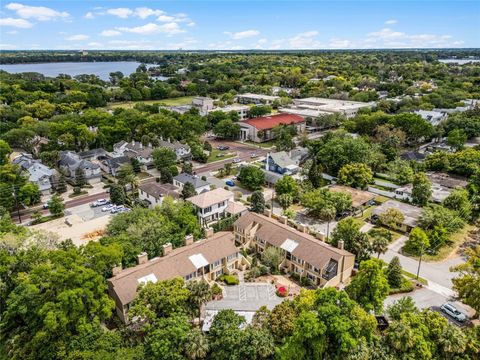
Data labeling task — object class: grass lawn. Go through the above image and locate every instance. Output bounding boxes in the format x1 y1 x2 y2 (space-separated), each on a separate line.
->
374 195 390 203
423 224 475 262
373 177 399 186
244 140 276 149
138 172 153 180
68 190 88 198
106 96 195 109
207 149 236 163
401 269 428 285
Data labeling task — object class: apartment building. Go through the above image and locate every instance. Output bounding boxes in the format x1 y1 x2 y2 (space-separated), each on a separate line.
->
235 93 280 105
108 231 248 323
233 212 355 288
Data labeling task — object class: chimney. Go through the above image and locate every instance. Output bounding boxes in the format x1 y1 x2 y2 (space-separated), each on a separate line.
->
263 209 272 217
132 139 135 146
112 264 122 276
185 234 194 246
140 143 143 149
265 152 270 171
205 228 214 238
337 240 344 250
163 243 173 256
298 223 308 234
279 215 288 225
315 232 325 242
137 252 148 265
148 142 152 148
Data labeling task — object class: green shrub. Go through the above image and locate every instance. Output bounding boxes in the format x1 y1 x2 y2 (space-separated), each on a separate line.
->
211 283 223 297
388 277 414 295
218 274 239 285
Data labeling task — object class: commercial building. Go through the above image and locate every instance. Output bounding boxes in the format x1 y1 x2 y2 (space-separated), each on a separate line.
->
234 212 355 288
235 93 280 105
209 104 250 120
282 97 374 118
239 113 306 142
108 231 248 323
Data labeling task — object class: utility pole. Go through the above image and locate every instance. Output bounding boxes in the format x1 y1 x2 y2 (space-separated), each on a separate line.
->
12 186 21 224
416 246 423 280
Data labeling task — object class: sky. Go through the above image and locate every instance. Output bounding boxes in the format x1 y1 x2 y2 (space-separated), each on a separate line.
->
0 1 479 50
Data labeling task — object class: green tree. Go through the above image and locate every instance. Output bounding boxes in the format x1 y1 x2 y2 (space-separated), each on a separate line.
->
387 256 403 288
208 309 245 360
182 182 197 199
301 188 352 219
186 281 211 319
346 258 390 313
443 188 472 221
160 167 173 184
0 140 12 165
412 172 432 206
447 129 468 151
451 246 480 315
308 159 324 188
330 217 370 260
213 119 240 140
109 183 126 205
386 159 414 185
250 190 266 213
273 125 296 151
275 175 299 199
378 207 405 230
277 193 293 210
130 157 141 173
184 328 209 360
75 167 86 188
369 228 392 258
182 162 193 175
386 296 418 321
239 165 265 190
338 163 373 190
153 147 177 170
56 175 67 194
419 204 465 234
262 246 284 274
48 193 65 216
404 227 430 255
144 314 190 360
18 182 41 206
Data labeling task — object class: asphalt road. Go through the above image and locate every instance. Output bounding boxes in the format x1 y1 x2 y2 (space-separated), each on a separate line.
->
195 139 268 173
14 191 109 224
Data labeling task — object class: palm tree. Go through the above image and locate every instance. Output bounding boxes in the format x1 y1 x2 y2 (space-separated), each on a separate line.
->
369 228 392 258
187 281 212 319
319 206 336 240
184 328 208 360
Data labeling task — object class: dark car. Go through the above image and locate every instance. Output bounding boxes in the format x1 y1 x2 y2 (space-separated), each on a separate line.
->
217 145 230 151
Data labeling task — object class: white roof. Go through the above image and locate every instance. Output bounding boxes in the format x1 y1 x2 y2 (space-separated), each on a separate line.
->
137 273 157 285
280 238 299 253
189 253 209 269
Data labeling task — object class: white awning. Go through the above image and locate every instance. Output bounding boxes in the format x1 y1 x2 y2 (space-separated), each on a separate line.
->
189 254 209 269
280 238 298 253
137 273 158 285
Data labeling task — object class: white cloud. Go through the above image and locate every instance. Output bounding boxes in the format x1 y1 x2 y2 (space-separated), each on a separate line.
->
135 7 164 19
6 30 18 34
385 19 398 25
106 8 133 19
86 42 103 48
6 3 69 21
328 38 354 49
100 29 121 37
225 29 260 40
279 31 321 49
66 34 89 41
187 22 195 27
157 14 175 22
0 17 32 28
117 22 185 35
84 12 94 19
0 43 16 49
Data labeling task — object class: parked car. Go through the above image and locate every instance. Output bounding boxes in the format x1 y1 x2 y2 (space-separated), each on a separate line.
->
225 179 235 187
102 204 115 212
91 198 109 207
440 303 466 322
233 158 241 163
112 205 127 214
42 203 49 209
217 145 230 151
250 153 258 158
216 153 225 158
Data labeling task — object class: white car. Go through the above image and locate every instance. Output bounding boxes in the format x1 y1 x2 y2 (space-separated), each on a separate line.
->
440 303 466 322
102 204 115 212
232 158 241 163
112 205 126 214
250 153 258 158
91 198 109 207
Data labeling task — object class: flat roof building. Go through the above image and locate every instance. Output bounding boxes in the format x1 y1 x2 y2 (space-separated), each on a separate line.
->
289 97 374 118
235 93 280 105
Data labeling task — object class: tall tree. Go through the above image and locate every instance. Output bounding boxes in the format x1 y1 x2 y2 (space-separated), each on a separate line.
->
346 258 390 313
48 193 65 216
369 228 392 258
387 256 403 289
75 167 86 188
182 182 197 199
412 172 432 206
338 163 373 190
250 190 266 214
330 217 370 260
109 183 126 205
239 166 265 190
451 246 480 315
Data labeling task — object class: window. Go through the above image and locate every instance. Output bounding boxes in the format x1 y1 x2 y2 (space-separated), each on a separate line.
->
185 271 197 281
211 259 222 269
227 253 237 261
203 206 212 214
219 201 225 207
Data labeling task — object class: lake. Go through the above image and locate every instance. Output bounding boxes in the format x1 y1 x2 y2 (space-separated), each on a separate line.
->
0 61 168 81
438 59 480 65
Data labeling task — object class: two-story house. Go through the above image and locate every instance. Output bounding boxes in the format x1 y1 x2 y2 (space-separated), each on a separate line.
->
138 181 180 208
265 151 300 175
233 211 355 288
173 173 211 194
113 140 155 170
107 231 249 323
187 188 235 226
158 139 191 161
58 151 102 184
13 153 56 194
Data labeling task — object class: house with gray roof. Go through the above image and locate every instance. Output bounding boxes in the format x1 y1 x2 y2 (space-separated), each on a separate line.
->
100 156 130 177
265 151 300 175
173 173 211 193
13 153 56 194
58 151 101 184
113 140 155 169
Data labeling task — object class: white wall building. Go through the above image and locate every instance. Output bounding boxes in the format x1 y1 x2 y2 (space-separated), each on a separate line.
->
187 188 234 226
288 97 374 118
235 93 280 106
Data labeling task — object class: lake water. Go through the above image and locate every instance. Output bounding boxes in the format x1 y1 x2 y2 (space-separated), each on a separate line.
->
0 61 167 81
438 59 480 65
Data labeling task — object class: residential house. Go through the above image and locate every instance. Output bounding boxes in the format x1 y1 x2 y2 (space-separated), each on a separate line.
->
58 151 101 184
78 148 108 161
108 231 249 323
158 139 191 161
394 172 468 203
187 188 235 226
138 181 180 208
413 110 448 126
233 212 355 288
173 173 211 194
235 93 280 106
113 140 155 169
264 151 300 175
400 151 426 162
372 200 422 232
329 185 375 213
100 156 130 177
13 153 55 194
239 113 306 142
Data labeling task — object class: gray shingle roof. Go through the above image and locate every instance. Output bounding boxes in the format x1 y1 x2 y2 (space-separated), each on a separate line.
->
173 173 209 189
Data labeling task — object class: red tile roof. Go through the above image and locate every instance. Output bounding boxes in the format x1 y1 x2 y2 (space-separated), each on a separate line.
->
241 113 305 130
